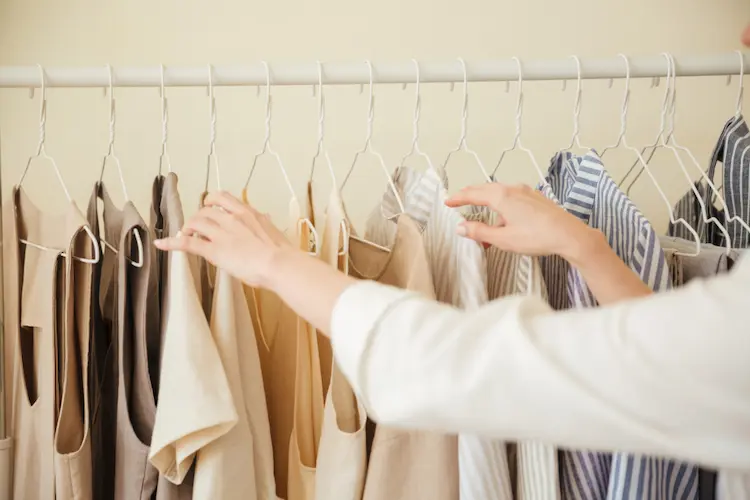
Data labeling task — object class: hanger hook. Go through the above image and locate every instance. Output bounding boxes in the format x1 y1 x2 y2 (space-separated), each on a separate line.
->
656 52 675 143
158 63 172 174
411 58 421 145
458 58 469 147
205 64 221 191
106 64 116 155
566 55 583 149
619 54 631 126
37 64 47 149
666 53 680 139
316 60 326 144
735 50 745 118
512 56 524 132
364 60 375 147
260 60 272 144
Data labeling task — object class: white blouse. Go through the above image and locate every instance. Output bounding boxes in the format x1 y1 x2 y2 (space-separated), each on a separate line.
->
330 254 750 473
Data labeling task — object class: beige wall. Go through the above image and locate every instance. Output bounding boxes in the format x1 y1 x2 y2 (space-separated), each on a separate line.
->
1 0 749 233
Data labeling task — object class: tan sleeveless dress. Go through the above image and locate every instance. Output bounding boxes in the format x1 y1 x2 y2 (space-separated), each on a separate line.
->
6 187 93 499
242 192 324 500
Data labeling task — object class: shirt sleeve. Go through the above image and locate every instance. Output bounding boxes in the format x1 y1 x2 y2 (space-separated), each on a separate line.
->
330 259 750 471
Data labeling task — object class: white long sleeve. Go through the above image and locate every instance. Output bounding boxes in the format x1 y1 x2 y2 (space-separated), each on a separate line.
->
330 255 750 473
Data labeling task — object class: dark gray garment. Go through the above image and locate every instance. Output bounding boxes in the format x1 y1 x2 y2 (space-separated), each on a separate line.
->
669 116 750 250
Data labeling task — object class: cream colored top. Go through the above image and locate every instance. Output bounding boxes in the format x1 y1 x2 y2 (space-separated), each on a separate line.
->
147 248 237 491
330 255 750 472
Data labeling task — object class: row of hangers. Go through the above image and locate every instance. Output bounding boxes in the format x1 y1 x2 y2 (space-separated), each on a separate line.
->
12 52 750 269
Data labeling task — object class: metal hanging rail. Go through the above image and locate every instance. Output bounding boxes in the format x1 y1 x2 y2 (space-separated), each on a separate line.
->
0 52 747 89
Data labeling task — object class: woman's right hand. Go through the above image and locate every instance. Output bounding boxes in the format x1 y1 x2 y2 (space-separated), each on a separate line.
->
445 183 602 266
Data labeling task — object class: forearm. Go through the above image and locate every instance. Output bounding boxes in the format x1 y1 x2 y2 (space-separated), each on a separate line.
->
263 248 355 336
564 229 653 305
332 267 750 471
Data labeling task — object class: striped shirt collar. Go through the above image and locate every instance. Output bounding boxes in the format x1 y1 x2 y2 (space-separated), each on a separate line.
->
548 149 606 226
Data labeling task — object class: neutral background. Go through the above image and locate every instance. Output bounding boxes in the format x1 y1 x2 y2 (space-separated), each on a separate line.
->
1 0 748 233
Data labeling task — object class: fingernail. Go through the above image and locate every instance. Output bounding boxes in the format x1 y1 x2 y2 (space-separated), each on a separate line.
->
456 224 467 237
154 239 165 248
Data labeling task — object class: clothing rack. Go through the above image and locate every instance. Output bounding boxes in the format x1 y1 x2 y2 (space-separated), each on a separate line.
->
0 52 748 88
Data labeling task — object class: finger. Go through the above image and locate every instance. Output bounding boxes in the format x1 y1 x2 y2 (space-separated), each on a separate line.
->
445 184 506 210
203 190 250 215
456 220 511 249
744 23 750 47
154 234 212 258
181 214 223 241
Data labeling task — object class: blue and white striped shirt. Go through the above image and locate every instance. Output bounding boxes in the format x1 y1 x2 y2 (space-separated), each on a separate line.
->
538 150 698 500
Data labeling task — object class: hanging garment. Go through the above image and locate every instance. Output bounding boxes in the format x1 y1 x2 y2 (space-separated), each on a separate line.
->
314 188 368 500
86 185 116 500
6 187 92 499
147 175 237 498
474 208 558 500
670 115 750 249
349 210 458 500
538 151 698 500
660 236 740 285
96 183 182 500
1 193 20 500
242 192 324 500
193 264 276 500
659 236 748 500
150 174 198 497
365 166 508 500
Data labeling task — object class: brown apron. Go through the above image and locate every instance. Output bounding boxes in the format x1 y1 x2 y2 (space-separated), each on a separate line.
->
87 185 117 500
147 178 238 494
8 187 92 499
96 183 185 500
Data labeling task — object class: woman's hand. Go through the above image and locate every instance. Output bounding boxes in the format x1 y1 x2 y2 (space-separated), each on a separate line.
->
154 191 295 288
446 183 602 266
447 182 652 305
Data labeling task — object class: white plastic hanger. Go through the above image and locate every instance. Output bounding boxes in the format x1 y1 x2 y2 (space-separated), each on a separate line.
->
243 61 319 255
340 60 405 217
718 51 750 244
440 58 492 183
158 64 172 174
623 54 730 251
662 53 735 252
491 56 548 184
399 59 440 175
308 60 339 188
98 64 145 267
561 55 591 153
18 64 101 264
244 61 296 200
600 54 631 156
307 61 348 256
204 64 222 192
605 54 702 256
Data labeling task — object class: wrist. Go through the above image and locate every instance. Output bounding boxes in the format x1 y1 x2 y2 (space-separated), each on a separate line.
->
562 226 608 270
257 246 302 292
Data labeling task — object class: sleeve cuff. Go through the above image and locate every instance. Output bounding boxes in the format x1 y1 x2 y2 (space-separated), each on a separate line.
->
331 280 417 395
